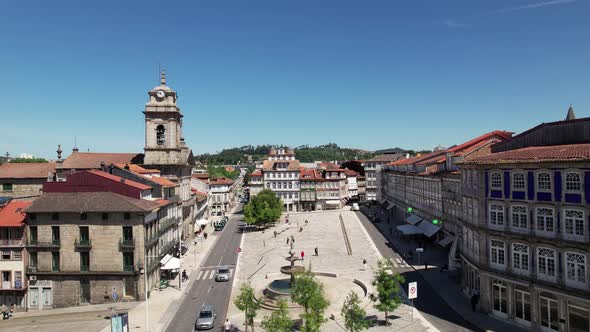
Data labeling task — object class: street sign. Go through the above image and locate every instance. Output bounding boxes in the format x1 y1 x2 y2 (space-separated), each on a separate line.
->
408 282 418 299
416 248 424 253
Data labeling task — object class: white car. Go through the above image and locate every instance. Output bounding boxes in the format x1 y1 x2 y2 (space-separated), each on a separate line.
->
352 203 360 211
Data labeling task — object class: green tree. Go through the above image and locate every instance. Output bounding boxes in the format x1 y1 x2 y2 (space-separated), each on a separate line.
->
9 158 48 163
234 283 260 332
261 299 293 332
369 260 405 326
291 266 330 332
341 291 370 332
243 189 282 228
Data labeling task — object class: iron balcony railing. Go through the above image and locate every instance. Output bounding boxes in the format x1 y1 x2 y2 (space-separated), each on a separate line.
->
74 239 92 250
158 217 181 235
27 239 61 248
119 238 135 250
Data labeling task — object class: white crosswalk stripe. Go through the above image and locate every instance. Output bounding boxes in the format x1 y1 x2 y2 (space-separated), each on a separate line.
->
207 270 215 279
197 270 205 280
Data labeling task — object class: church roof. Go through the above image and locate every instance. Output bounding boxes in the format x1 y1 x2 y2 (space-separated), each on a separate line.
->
0 162 56 179
61 152 143 170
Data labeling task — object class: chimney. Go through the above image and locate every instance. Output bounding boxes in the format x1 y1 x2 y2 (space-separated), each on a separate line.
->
100 161 106 172
124 163 130 171
120 178 125 183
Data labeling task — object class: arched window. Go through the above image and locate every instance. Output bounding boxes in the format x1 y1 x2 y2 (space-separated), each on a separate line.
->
490 239 506 266
565 172 582 191
537 247 556 279
512 172 525 190
511 206 528 230
537 172 551 191
156 125 166 145
564 209 584 237
512 243 529 273
566 252 586 284
490 172 502 189
536 208 555 233
489 204 504 226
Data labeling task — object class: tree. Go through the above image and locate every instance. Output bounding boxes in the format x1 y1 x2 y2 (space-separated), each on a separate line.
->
369 260 405 326
9 157 48 163
243 189 283 228
261 299 293 332
291 266 330 332
234 283 260 332
341 291 371 332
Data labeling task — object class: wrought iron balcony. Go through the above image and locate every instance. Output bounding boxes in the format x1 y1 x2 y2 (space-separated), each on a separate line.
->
123 265 135 273
0 238 24 247
74 239 92 250
27 239 60 249
119 238 135 251
158 217 181 235
27 266 38 273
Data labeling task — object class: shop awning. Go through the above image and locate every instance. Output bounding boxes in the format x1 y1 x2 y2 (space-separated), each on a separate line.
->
386 202 395 210
326 200 340 205
160 254 172 265
405 214 423 225
197 219 209 226
438 235 455 247
160 257 181 270
397 224 424 235
417 221 441 238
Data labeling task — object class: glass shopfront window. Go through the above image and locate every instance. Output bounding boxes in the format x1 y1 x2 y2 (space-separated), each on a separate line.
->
540 296 559 331
514 289 531 324
492 280 508 317
569 304 589 332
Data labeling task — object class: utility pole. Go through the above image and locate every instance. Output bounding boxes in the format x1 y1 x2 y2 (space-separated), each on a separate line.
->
178 221 183 290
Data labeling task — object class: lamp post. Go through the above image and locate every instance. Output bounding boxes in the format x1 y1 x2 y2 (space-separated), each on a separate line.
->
141 254 162 332
178 221 183 290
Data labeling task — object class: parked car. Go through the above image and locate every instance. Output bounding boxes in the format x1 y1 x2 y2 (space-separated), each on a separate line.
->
215 266 231 282
214 222 225 231
194 304 216 330
351 203 360 211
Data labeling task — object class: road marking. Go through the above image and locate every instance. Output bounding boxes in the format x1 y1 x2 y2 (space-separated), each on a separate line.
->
218 256 224 267
197 270 204 280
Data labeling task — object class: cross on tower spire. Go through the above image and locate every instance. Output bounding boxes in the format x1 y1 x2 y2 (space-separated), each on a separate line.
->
160 69 166 86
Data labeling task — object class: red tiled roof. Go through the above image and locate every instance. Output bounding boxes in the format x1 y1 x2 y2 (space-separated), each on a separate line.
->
191 173 209 179
463 144 590 164
114 163 160 174
155 199 172 207
0 201 31 227
209 177 234 185
61 152 141 169
87 170 152 190
0 162 56 179
343 168 360 177
447 130 512 153
147 176 178 188
250 170 262 177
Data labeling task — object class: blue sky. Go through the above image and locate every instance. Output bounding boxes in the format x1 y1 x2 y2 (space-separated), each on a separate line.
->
1 0 589 159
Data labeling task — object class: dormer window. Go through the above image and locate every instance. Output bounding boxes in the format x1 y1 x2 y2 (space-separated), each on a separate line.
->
156 125 166 145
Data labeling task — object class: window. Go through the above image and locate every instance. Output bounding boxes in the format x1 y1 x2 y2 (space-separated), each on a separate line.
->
537 248 556 280
565 172 582 191
490 240 506 266
514 289 531 323
564 209 585 238
15 272 22 289
512 172 525 190
29 226 37 243
52 252 60 272
13 250 21 260
80 252 90 272
568 304 590 332
490 172 502 189
272 183 276 189
102 213 108 220
51 213 59 220
80 212 87 220
123 226 133 242
489 204 504 226
536 208 555 233
2 250 10 260
511 206 528 230
123 252 134 272
492 280 508 315
124 213 130 220
51 226 60 244
156 125 166 145
537 172 552 191
29 252 37 267
566 252 586 285
512 243 529 273
540 296 559 331
2 183 13 191
79 226 89 243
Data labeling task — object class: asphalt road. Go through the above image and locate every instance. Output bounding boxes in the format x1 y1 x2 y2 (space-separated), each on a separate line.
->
354 211 480 332
165 203 244 332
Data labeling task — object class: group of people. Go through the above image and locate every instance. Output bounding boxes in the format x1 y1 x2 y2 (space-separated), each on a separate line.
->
1 304 14 320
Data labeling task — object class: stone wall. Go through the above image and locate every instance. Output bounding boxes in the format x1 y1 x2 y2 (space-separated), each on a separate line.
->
0 179 45 200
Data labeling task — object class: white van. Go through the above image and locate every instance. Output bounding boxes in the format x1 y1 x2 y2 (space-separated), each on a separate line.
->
351 203 360 211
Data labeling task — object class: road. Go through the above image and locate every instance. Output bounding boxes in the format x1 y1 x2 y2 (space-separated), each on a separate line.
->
354 211 480 332
165 203 244 332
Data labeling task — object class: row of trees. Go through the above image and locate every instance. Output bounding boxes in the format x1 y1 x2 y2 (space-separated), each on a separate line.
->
234 260 404 332
207 165 240 180
243 190 283 228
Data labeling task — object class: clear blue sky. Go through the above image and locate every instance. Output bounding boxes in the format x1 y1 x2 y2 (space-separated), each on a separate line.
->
1 0 589 159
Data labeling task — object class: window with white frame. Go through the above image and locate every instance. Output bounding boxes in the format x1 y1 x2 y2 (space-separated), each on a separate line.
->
566 252 586 285
537 247 556 279
489 204 505 226
565 172 582 191
564 209 585 238
511 206 528 230
512 172 526 190
537 172 552 191
490 239 506 266
490 172 502 189
536 208 555 233
512 243 529 273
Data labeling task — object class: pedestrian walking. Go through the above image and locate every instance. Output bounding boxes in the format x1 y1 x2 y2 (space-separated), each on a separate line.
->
286 237 290 245
182 269 188 282
204 232 208 240
305 219 308 225
224 318 232 332
301 251 305 260
291 235 295 243
299 226 303 232
362 258 367 271
273 230 277 238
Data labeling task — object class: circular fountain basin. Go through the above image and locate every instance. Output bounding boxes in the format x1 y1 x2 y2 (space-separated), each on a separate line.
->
265 278 294 299
280 265 304 275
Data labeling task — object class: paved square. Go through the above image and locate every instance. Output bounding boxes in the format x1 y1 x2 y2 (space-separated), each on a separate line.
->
226 210 437 331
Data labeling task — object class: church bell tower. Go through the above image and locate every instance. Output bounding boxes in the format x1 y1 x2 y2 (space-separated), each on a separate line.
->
143 70 190 165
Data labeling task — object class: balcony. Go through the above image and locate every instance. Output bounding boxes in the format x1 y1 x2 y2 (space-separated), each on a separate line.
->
159 217 180 235
119 239 135 251
0 238 24 247
74 239 92 250
160 240 175 255
26 239 60 249
27 266 38 273
80 265 90 272
123 265 135 273
145 236 158 248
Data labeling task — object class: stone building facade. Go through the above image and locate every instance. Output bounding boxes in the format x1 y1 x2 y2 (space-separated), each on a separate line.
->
363 153 405 201
0 163 56 201
262 148 301 212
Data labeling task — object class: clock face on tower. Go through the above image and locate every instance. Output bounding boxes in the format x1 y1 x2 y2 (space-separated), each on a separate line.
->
156 90 165 99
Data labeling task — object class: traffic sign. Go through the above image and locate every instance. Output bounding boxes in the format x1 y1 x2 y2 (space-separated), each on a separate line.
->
415 248 424 253
408 282 418 299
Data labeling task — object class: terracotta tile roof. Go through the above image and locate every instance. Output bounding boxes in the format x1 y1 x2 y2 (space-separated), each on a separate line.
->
0 200 31 227
263 160 300 170
343 168 360 177
114 163 160 174
191 173 209 179
250 170 262 177
463 144 590 164
300 168 319 180
0 162 56 179
86 170 152 190
209 177 234 185
447 130 512 153
146 176 178 188
367 154 405 163
192 189 207 197
26 192 160 213
61 152 142 169
154 199 172 207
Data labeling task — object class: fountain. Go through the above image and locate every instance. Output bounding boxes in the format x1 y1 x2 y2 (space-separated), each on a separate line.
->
265 244 305 300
